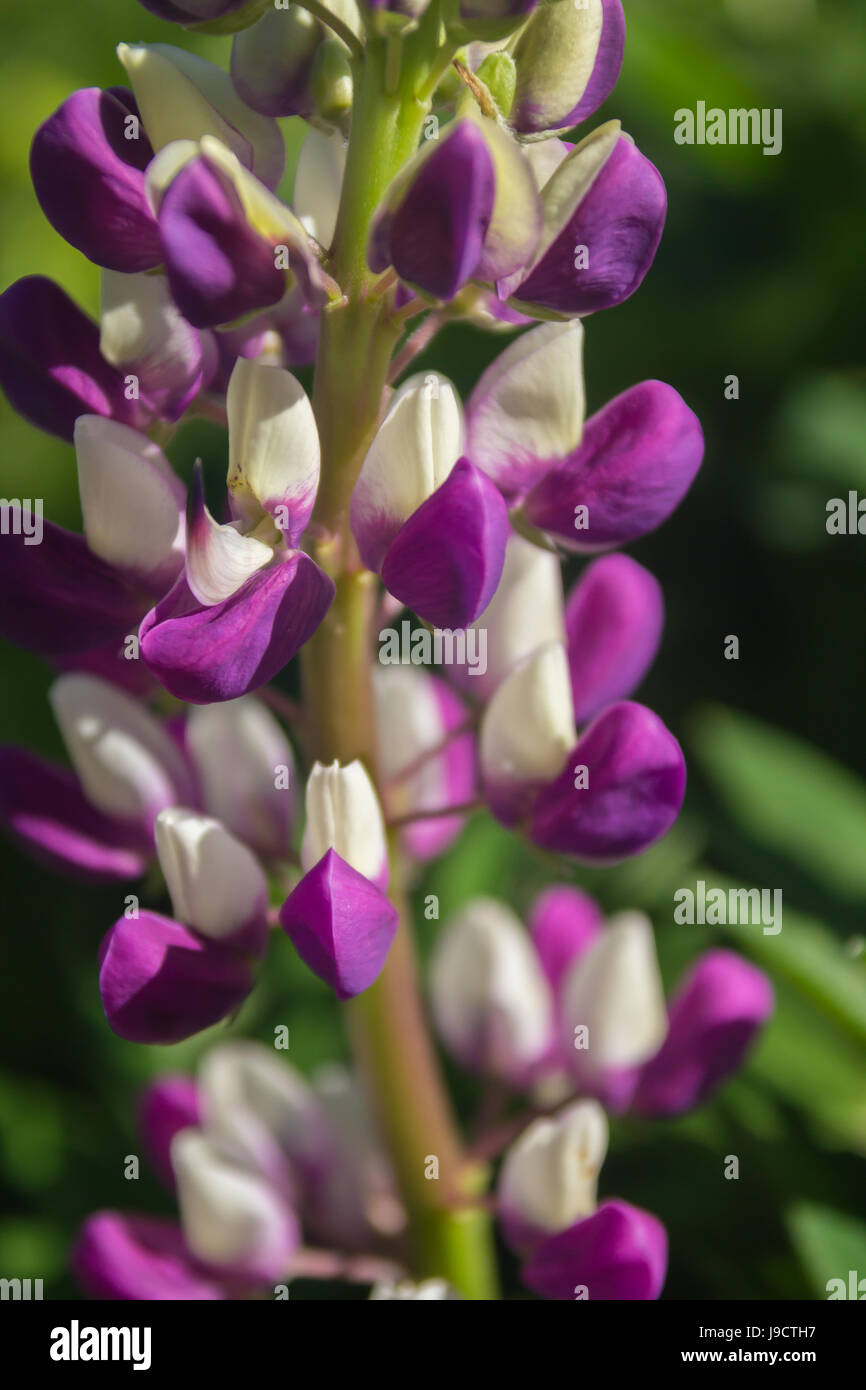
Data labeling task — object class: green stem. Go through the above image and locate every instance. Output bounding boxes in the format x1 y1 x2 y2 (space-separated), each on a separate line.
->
299 32 500 1299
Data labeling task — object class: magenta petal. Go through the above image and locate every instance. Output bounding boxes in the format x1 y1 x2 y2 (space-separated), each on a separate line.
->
98 910 254 1044
381 459 508 629
524 381 704 551
512 136 666 317
159 156 286 329
140 551 334 704
369 122 495 301
0 747 148 882
0 517 142 658
529 702 686 864
279 848 399 1001
523 1199 668 1300
632 950 774 1118
30 88 160 273
73 1213 226 1301
565 554 664 723
528 885 603 993
0 276 149 441
139 1076 202 1191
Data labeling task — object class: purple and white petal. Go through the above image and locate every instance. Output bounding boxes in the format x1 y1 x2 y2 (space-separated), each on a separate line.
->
117 42 284 190
185 697 297 861
480 642 576 826
185 463 274 607
632 950 774 1117
301 759 388 888
511 0 625 135
29 88 160 273
49 673 198 833
523 1199 668 1300
98 910 255 1044
140 549 334 704
498 1099 608 1254
0 746 148 882
280 848 399 1000
293 127 346 250
155 807 269 955
351 372 464 572
0 514 141 658
171 1128 299 1283
73 1213 227 1301
565 554 664 723
558 911 668 1110
528 884 603 994
368 119 496 300
139 1075 202 1191
504 123 667 319
429 897 555 1085
465 320 584 499
523 380 704 551
381 458 508 629
529 700 686 864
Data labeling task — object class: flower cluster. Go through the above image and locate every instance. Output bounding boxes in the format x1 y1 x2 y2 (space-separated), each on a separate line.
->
0 0 772 1300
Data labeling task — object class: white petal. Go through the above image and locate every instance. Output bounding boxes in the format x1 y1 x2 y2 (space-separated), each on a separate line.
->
116 43 283 188
370 1279 461 1300
49 673 194 827
560 911 668 1070
300 759 388 882
185 489 273 608
470 533 565 696
171 1129 290 1273
480 642 576 789
351 373 464 568
498 1099 608 1234
293 127 347 249
74 415 185 588
373 667 446 817
154 807 267 941
198 1040 330 1174
226 358 320 542
185 697 296 859
465 319 585 494
429 897 554 1080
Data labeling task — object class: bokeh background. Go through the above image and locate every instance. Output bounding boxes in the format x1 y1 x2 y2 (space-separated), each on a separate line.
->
1 0 865 1299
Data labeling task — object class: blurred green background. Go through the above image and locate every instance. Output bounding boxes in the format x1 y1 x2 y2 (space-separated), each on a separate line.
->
1 0 865 1299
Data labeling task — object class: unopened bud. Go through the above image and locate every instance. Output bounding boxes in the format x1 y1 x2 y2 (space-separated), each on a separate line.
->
311 40 354 125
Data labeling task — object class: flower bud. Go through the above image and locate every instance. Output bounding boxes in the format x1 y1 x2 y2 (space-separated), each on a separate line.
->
231 5 322 117
511 0 625 135
311 40 354 125
480 643 577 826
301 759 389 886
171 1129 299 1282
137 0 269 32
498 1100 609 1253
475 51 517 118
154 807 269 954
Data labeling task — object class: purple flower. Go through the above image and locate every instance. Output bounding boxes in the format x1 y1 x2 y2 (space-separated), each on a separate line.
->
480 643 686 862
632 950 775 1117
499 122 666 318
280 761 398 999
0 277 153 441
350 373 508 628
511 0 625 135
30 88 160 274
497 1099 609 1254
139 1076 202 1190
369 116 542 301
231 5 323 118
99 807 269 1043
466 321 704 540
564 554 664 723
523 1199 668 1300
140 359 334 702
136 0 257 26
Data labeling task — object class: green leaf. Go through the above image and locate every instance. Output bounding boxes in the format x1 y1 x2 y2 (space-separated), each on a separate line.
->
787 1203 866 1299
690 705 866 902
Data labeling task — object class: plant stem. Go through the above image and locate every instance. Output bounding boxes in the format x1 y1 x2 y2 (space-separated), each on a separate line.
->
299 32 500 1298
